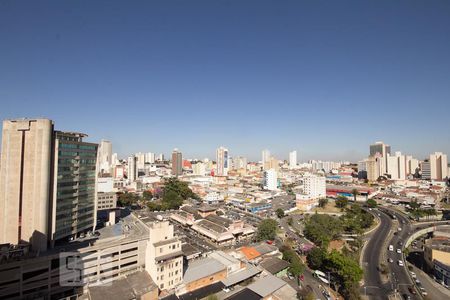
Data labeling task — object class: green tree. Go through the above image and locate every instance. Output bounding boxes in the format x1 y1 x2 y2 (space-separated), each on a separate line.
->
281 244 305 276
303 214 343 248
142 190 153 201
335 196 349 209
163 190 183 209
256 219 278 241
351 189 358 202
287 217 293 226
307 247 327 270
318 198 328 208
276 208 285 218
366 199 377 208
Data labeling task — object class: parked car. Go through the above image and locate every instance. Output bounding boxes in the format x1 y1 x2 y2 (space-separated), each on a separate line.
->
398 260 404 267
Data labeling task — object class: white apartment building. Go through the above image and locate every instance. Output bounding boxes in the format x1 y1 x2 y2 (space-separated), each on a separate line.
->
145 152 155 164
430 152 448 180
289 150 297 169
216 146 229 176
192 162 206 175
145 221 183 291
263 169 278 191
406 155 419 175
262 149 271 170
301 174 326 200
98 139 112 175
127 156 137 182
387 151 406 180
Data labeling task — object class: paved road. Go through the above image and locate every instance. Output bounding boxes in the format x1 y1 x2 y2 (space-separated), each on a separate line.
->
361 208 392 299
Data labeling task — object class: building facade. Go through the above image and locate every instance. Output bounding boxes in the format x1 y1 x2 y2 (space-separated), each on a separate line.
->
216 146 229 176
0 119 54 251
171 149 182 177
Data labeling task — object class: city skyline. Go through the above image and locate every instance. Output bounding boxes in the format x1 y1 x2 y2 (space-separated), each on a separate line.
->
1 1 450 160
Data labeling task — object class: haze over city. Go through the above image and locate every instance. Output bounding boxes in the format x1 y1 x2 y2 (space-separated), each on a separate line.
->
1 1 450 161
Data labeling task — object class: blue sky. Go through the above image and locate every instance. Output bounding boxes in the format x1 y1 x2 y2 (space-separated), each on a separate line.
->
1 1 449 161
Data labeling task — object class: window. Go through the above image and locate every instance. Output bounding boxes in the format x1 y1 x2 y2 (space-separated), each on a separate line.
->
160 284 164 289
160 248 163 253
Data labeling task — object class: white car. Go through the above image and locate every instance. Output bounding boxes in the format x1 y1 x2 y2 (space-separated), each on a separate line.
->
397 248 402 254
389 245 394 251
398 260 404 267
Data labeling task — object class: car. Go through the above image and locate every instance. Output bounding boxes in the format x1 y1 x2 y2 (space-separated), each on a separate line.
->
398 227 402 231
402 294 411 300
398 260 404 267
222 288 230 293
397 248 402 254
388 258 393 263
389 245 394 251
410 271 416 278
408 287 417 295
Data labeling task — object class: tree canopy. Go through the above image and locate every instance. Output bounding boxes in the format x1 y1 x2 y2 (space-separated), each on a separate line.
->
256 219 278 241
303 214 343 248
276 208 285 218
335 196 349 209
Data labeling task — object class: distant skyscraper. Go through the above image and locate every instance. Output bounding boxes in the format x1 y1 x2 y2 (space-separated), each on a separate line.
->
289 150 297 169
127 155 137 181
216 146 229 176
421 160 431 180
262 149 271 170
172 149 182 176
369 141 391 175
145 152 155 164
387 151 406 180
429 152 448 180
98 139 112 175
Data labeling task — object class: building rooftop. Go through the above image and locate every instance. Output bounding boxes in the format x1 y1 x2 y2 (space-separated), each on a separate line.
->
87 270 157 300
183 257 226 284
206 214 232 227
224 288 261 300
427 237 450 253
240 247 261 260
247 274 287 297
221 265 262 287
154 237 178 247
260 257 290 274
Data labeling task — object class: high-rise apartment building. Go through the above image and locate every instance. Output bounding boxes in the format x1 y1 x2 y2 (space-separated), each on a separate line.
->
51 131 98 244
0 119 98 251
262 149 270 170
216 146 229 176
233 156 247 170
0 119 54 251
406 155 419 175
145 221 183 291
387 151 406 180
429 152 448 180
171 149 182 176
289 150 297 169
263 169 278 191
421 160 431 180
301 174 326 200
98 139 112 175
127 155 137 182
192 162 206 175
369 141 391 175
145 152 155 164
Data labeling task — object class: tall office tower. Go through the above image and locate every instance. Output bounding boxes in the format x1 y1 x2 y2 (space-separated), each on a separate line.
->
289 150 297 169
0 119 54 251
157 153 164 162
369 141 391 175
262 149 271 170
216 146 229 176
171 149 182 176
263 169 278 191
429 152 448 180
50 131 98 244
127 155 137 181
387 151 406 180
145 152 155 164
421 160 431 180
97 139 112 175
145 221 183 291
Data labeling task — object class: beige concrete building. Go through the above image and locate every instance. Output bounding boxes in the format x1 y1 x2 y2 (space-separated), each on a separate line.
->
430 152 448 180
145 221 183 291
0 119 54 252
